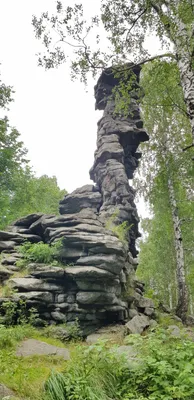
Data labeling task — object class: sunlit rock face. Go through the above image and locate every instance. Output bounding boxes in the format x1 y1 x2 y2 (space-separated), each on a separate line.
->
0 66 153 335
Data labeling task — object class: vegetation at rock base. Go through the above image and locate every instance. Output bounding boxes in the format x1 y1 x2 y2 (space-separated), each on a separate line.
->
0 320 194 400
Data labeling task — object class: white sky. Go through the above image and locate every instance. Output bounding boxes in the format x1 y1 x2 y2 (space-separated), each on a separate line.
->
0 0 160 218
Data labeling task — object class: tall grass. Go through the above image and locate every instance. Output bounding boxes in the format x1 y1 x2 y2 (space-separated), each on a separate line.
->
0 324 35 349
44 341 128 400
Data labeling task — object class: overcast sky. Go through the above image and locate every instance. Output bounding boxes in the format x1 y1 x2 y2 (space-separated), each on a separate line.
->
0 0 161 217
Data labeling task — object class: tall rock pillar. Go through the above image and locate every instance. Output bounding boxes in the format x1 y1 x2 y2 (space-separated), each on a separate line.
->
90 65 149 257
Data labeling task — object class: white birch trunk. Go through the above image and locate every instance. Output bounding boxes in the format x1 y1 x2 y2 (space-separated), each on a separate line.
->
168 283 173 310
167 174 188 321
190 294 194 315
173 3 194 146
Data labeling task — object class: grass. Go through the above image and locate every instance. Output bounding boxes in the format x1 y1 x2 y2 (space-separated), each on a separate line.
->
0 324 76 400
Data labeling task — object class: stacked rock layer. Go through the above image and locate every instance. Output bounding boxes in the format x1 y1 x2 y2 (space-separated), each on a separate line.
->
0 65 154 335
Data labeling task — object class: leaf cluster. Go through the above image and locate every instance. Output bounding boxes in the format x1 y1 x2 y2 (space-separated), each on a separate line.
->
17 240 63 266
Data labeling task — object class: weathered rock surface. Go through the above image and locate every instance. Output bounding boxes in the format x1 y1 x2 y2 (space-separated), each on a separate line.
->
0 65 153 333
86 324 127 344
16 338 70 359
0 267 13 282
126 314 150 334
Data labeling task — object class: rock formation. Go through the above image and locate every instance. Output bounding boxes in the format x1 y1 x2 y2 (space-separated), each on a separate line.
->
0 65 154 335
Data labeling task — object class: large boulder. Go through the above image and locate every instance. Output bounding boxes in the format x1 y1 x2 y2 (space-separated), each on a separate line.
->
126 314 150 334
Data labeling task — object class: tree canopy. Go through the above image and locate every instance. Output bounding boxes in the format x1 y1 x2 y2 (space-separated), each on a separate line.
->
0 72 66 229
32 0 194 148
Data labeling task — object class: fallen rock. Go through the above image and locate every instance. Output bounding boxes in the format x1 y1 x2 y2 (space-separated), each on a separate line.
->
134 294 154 309
116 345 138 361
144 307 155 317
86 324 127 344
51 311 67 322
168 325 181 337
16 338 70 359
128 308 139 319
126 314 150 334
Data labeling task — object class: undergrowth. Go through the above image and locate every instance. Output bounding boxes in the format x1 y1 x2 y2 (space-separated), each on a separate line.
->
45 328 194 400
17 240 63 267
44 341 128 400
0 324 70 400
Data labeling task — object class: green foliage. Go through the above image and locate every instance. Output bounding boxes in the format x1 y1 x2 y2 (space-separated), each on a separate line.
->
122 328 194 399
105 210 133 244
17 240 63 266
0 323 35 349
44 330 194 400
0 325 68 400
113 221 133 244
136 62 194 314
0 70 66 230
0 299 40 327
43 320 82 342
44 341 128 400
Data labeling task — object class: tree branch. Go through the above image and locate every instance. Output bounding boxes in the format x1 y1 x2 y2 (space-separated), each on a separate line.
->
150 1 171 37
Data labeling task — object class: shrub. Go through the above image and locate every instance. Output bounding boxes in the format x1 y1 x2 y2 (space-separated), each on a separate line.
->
44 329 194 400
0 299 41 327
105 209 133 244
43 320 82 342
17 240 63 265
44 341 129 400
121 328 194 399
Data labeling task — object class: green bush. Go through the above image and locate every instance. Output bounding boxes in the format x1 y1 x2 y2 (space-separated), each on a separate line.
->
43 320 82 342
17 240 63 265
44 341 129 400
105 210 133 244
121 328 194 399
0 299 41 327
44 329 194 400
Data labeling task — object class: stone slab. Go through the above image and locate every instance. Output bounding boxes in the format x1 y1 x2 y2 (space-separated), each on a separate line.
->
16 338 70 359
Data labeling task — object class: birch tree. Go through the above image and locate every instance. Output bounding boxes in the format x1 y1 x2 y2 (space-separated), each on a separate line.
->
32 0 194 150
137 63 194 321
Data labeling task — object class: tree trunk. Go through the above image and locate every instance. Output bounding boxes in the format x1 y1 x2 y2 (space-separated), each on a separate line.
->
168 283 173 310
173 6 194 146
167 175 188 321
190 293 194 315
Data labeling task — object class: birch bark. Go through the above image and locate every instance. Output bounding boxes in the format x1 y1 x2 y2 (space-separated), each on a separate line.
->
174 12 194 146
167 173 188 321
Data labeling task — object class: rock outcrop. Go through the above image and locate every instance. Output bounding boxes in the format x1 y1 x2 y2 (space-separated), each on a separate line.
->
0 65 153 335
